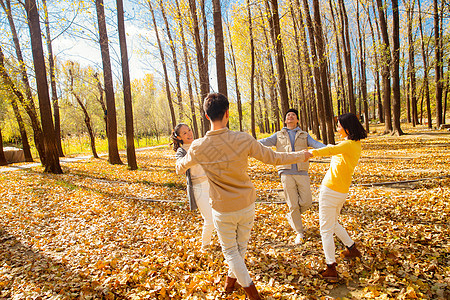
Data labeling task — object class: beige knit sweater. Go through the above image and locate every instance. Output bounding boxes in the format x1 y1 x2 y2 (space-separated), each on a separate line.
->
176 127 306 212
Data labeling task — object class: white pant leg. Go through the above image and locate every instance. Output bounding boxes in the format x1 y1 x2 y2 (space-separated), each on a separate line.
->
212 204 255 288
193 180 214 247
319 185 353 265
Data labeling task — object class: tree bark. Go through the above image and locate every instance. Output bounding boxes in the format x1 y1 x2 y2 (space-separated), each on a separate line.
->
268 0 289 117
405 0 418 126
357 0 369 132
302 0 327 143
174 0 199 138
434 0 443 128
95 0 122 164
147 0 176 131
68 65 99 159
0 46 33 162
212 0 227 97
93 72 108 132
227 22 243 131
25 0 62 173
117 0 137 169
247 0 256 138
1 0 45 163
42 0 64 157
0 127 7 166
391 0 403 135
418 0 432 128
375 0 393 134
338 0 356 114
313 0 334 144
189 0 210 134
159 0 184 122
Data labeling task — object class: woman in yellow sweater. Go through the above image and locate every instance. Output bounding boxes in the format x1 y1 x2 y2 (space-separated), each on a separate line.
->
308 113 367 282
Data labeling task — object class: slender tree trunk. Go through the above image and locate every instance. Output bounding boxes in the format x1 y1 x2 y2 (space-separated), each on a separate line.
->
302 0 327 143
93 72 108 132
434 0 443 128
368 0 383 122
268 0 289 117
313 0 334 144
405 0 418 126
117 0 137 169
338 0 356 114
296 0 319 137
392 0 403 135
212 0 227 97
247 0 256 138
189 0 209 134
227 22 243 131
69 65 99 159
174 0 198 138
147 0 176 130
0 46 33 162
159 0 184 122
418 0 432 128
42 0 64 157
357 0 369 132
25 0 62 173
0 127 7 165
95 0 122 164
1 0 45 163
375 0 393 133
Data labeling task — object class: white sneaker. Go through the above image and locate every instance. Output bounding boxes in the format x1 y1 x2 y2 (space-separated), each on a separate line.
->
294 234 304 245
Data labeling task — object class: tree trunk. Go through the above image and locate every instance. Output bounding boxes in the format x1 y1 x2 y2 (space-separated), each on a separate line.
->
268 0 289 117
42 0 64 157
434 0 443 128
405 0 418 126
0 127 7 166
25 0 62 174
174 0 198 138
391 0 403 135
313 0 334 144
302 0 327 143
338 0 356 114
159 0 184 122
357 0 369 132
227 22 243 131
95 0 122 164
375 0 393 134
69 65 99 159
1 0 45 163
117 0 137 170
189 0 209 134
247 0 256 138
147 0 176 130
418 0 432 128
212 0 227 97
0 46 33 162
93 72 108 132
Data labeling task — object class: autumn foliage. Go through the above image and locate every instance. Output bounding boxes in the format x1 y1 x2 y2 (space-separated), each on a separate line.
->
0 128 449 299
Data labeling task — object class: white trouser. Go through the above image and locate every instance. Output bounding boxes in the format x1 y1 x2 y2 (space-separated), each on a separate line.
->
212 203 255 288
280 174 313 236
319 185 354 265
192 180 214 247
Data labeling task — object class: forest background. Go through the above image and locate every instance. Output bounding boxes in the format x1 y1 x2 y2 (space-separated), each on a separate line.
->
0 0 449 170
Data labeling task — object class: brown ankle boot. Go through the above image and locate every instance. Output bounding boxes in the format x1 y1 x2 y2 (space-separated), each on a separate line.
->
319 263 339 282
341 243 362 259
224 276 237 293
243 282 262 300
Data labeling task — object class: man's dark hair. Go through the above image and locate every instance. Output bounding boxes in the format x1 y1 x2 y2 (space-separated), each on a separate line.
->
203 93 229 121
337 113 367 141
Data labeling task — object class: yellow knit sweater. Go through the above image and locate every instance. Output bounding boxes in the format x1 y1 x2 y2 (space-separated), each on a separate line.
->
311 140 361 194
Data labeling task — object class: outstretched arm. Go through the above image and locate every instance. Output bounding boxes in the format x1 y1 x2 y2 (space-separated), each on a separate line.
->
307 134 326 149
258 132 278 147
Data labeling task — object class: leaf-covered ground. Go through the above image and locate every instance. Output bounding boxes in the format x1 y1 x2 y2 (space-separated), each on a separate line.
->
0 127 449 299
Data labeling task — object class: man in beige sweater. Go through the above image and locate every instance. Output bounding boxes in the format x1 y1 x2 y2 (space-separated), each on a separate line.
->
176 93 312 299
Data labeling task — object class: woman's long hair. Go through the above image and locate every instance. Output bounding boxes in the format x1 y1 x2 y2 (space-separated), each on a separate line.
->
337 113 367 141
170 123 188 151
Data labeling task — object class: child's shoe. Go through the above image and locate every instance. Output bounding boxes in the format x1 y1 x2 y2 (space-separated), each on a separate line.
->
319 262 339 282
341 243 362 259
